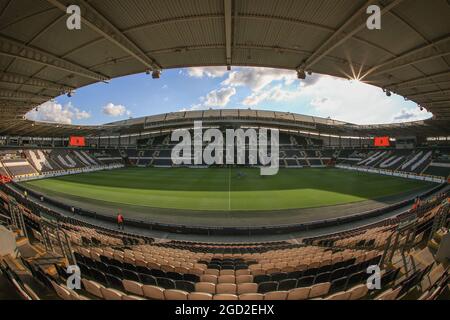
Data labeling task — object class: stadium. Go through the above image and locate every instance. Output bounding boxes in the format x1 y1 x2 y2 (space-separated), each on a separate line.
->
0 0 449 307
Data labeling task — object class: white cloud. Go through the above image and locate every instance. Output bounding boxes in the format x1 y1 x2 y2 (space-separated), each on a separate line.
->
102 103 131 117
300 77 432 124
25 101 90 124
203 87 236 107
187 67 228 78
222 67 298 92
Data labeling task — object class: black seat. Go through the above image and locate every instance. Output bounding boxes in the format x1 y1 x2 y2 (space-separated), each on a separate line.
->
157 277 176 289
329 277 348 294
99 255 110 265
107 265 123 278
345 272 363 290
346 264 358 275
271 272 288 282
258 281 278 294
95 261 109 274
254 274 271 284
314 272 331 284
381 268 400 287
90 269 107 285
166 272 183 281
123 270 140 282
106 274 124 290
150 269 166 278
78 263 91 278
221 265 235 270
183 273 200 283
287 271 303 279
139 273 157 285
123 263 137 272
317 264 332 274
235 265 248 270
330 268 347 281
136 266 151 275
207 264 221 270
297 276 314 288
175 280 195 293
302 268 318 277
278 279 297 291
109 259 123 269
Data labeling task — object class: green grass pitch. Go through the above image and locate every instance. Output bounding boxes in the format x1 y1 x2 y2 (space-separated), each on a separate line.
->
21 167 435 212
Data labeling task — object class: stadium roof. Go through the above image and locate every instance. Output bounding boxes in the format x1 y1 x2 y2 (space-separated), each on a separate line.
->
0 0 449 136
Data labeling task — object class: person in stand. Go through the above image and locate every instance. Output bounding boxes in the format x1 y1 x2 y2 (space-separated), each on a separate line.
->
117 211 124 231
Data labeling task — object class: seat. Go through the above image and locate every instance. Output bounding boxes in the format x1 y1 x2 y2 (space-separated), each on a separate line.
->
264 291 288 300
329 277 348 294
122 295 146 300
164 289 188 300
258 281 278 294
107 265 123 278
236 275 253 284
195 282 216 294
287 287 310 300
156 277 176 289
213 294 238 300
205 269 220 276
106 274 124 290
347 284 368 300
166 272 183 281
90 269 107 285
218 275 235 284
216 283 237 294
271 272 288 282
188 292 213 300
123 270 140 282
175 280 195 293
239 293 264 300
278 279 297 291
122 279 144 296
219 268 234 275
183 273 200 283
200 274 218 284
381 268 400 287
297 276 314 287
309 282 331 298
95 261 109 274
314 272 331 284
375 287 402 300
254 274 271 284
325 291 351 300
345 272 363 290
237 283 258 295
100 287 124 300
142 285 165 300
82 279 104 298
140 273 157 285
330 268 347 281
51 281 71 300
150 269 166 278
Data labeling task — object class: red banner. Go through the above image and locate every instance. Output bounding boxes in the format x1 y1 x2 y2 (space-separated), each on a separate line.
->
374 136 390 147
69 136 86 147
0 175 11 184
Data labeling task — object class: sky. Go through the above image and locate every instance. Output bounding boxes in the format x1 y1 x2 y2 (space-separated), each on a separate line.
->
25 66 432 126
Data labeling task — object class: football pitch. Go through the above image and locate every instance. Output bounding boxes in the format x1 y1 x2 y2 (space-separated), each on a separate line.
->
21 167 435 212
